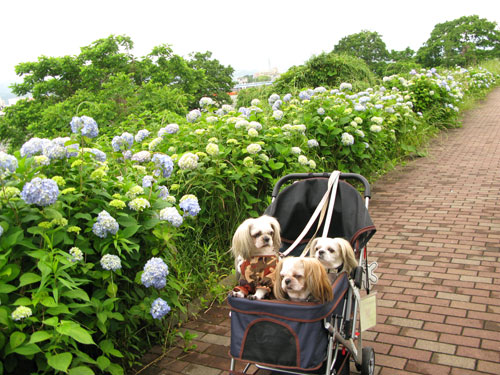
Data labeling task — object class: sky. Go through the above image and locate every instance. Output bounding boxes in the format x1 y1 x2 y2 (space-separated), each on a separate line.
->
1 0 499 89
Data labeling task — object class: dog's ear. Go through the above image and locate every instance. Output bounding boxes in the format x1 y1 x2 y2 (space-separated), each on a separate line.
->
307 259 333 303
267 216 282 252
273 260 287 301
339 238 358 274
309 238 319 257
231 219 254 260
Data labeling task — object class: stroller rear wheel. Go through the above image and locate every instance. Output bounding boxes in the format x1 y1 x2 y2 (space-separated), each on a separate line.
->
360 347 375 375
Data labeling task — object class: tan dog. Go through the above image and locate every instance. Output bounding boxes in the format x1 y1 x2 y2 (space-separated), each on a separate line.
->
310 237 358 274
274 257 333 303
229 215 281 300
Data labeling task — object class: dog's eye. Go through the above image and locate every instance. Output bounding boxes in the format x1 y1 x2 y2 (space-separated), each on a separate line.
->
328 247 334 253
294 274 303 279
252 231 261 238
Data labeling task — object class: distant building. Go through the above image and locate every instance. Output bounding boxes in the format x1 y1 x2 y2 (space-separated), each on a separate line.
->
253 67 280 81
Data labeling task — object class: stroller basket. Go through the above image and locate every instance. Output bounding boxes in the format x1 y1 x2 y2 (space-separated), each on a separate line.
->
228 272 349 371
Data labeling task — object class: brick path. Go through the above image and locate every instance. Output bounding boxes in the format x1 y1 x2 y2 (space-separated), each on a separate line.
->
134 88 500 375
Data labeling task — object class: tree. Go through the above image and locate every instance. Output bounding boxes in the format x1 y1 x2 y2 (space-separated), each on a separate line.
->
187 51 235 107
2 35 235 146
416 15 500 67
333 30 389 76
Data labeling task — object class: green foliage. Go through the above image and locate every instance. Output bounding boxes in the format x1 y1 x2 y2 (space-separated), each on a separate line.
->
333 30 390 76
3 35 234 149
0 42 498 375
273 53 376 93
235 85 275 108
416 15 500 67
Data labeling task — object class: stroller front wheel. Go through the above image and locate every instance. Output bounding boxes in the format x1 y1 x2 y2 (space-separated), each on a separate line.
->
360 347 375 375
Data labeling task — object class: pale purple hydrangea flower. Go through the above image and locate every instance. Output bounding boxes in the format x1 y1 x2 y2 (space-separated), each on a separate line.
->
179 195 201 217
20 137 51 158
159 207 183 227
142 175 155 188
152 153 174 177
150 298 170 319
135 129 150 143
186 109 201 122
92 210 119 238
307 139 319 148
157 185 169 200
141 257 169 289
0 152 18 178
70 116 99 138
91 148 107 162
21 177 59 206
131 151 152 163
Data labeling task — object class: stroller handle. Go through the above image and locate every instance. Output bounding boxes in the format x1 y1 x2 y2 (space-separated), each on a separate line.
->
271 172 372 199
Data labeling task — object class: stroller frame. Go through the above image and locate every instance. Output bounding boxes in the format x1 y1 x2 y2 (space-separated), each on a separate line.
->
229 172 376 375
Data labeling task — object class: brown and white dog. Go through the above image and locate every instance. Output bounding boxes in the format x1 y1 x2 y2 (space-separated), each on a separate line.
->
310 237 358 275
229 215 281 300
274 257 333 303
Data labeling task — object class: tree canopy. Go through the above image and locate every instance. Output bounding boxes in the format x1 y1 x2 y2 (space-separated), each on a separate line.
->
2 35 235 146
333 30 389 75
416 15 500 67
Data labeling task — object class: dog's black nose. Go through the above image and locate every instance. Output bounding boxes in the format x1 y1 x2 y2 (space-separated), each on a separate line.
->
263 236 270 243
318 250 325 256
284 278 291 285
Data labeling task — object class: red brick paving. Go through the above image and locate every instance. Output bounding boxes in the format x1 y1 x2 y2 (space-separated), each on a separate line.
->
133 88 500 374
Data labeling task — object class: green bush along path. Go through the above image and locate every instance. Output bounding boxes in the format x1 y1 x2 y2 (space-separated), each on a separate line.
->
134 88 500 375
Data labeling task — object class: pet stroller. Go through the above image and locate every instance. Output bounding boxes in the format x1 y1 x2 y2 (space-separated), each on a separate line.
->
228 172 377 375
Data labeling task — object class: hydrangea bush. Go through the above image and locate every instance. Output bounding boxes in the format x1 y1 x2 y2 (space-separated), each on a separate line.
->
0 66 496 374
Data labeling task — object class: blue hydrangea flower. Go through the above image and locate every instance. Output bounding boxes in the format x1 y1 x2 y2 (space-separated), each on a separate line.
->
179 195 201 217
298 90 311 100
21 177 59 206
20 137 52 158
268 93 280 106
157 185 169 200
159 207 183 227
272 100 282 110
283 93 292 102
150 297 170 319
186 109 201 122
92 210 119 238
307 139 319 148
100 254 121 271
71 116 99 138
135 129 150 143
238 107 251 118
141 257 169 289
65 144 79 158
142 175 155 188
152 153 174 178
165 123 179 134
0 152 18 178
111 132 134 152
91 148 107 162
131 151 152 163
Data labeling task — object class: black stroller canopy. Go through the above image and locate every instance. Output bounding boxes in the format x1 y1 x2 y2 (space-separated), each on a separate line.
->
265 177 376 251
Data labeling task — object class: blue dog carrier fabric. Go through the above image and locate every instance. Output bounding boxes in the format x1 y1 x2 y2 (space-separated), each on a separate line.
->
228 272 349 371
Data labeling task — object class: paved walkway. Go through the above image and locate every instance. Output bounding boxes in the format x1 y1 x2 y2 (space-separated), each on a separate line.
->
133 88 500 375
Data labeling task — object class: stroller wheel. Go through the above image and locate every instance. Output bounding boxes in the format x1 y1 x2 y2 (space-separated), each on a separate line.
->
360 347 375 375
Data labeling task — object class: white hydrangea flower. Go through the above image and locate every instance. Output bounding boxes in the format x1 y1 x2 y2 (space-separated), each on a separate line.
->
341 132 354 146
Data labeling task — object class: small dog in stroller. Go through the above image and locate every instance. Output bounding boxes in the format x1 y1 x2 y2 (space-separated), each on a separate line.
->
229 215 281 300
274 257 333 303
310 237 358 276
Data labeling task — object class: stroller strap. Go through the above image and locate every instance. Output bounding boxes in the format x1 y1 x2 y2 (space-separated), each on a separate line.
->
281 171 341 258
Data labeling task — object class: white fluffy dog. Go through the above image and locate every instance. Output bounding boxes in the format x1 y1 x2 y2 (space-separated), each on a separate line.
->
274 257 333 303
310 237 358 274
229 215 281 300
